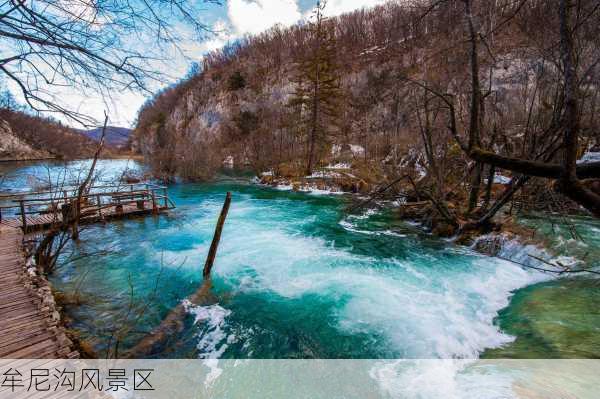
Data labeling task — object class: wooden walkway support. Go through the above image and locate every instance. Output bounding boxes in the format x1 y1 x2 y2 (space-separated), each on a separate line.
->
0 224 78 358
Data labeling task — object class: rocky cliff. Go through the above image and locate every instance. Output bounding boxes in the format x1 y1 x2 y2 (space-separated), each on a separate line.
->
0 119 52 161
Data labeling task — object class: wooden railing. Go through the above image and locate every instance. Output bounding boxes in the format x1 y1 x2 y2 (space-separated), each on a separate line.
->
0 182 175 229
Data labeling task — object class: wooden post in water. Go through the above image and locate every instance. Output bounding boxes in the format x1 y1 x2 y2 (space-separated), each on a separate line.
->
96 194 102 218
203 192 232 279
19 200 26 232
151 189 157 214
127 192 232 358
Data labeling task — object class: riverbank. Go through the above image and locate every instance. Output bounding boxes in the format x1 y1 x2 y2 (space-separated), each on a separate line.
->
257 168 372 195
0 156 58 163
256 169 596 264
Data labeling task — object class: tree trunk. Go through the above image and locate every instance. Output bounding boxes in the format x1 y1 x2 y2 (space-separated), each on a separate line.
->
203 192 232 279
556 0 600 216
476 176 530 227
482 165 496 210
467 162 483 214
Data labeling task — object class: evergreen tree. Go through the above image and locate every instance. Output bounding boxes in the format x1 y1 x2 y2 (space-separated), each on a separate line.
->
0 80 18 110
289 0 341 175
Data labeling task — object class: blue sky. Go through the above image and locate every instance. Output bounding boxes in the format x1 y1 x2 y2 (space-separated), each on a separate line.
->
16 0 387 128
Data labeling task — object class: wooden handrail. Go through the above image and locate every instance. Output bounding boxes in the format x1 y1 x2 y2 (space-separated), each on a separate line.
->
0 182 169 199
0 182 175 227
15 191 150 203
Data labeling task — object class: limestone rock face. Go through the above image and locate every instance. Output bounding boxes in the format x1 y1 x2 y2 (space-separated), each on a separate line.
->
0 119 51 160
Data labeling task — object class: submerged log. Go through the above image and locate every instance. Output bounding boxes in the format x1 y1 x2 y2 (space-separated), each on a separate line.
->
127 192 232 358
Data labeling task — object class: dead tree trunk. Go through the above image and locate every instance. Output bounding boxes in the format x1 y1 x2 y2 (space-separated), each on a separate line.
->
556 0 600 216
35 113 108 272
128 192 232 358
203 192 232 279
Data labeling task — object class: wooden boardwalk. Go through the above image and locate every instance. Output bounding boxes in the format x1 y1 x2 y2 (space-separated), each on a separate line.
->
0 183 175 358
1 201 170 232
0 224 78 358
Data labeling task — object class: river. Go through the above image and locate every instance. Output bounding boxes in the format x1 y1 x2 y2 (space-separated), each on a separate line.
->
0 159 598 361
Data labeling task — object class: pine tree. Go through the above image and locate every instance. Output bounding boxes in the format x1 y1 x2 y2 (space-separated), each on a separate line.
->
289 0 341 175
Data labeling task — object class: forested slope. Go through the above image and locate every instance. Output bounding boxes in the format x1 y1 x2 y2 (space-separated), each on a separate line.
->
133 0 600 227
0 108 99 160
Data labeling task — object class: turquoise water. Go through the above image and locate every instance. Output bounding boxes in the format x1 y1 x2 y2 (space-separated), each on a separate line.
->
1 160 598 360
51 181 551 359
0 159 140 194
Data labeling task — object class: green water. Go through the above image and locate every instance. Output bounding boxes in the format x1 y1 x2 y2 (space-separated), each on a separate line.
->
1 160 599 360
485 278 600 358
483 214 600 358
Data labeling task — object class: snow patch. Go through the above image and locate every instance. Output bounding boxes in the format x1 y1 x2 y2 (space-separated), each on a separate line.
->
578 152 600 164
324 162 351 169
306 171 342 179
485 175 512 185
223 155 234 168
350 144 365 156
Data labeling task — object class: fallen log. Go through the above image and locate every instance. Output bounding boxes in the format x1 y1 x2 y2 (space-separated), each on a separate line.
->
398 200 430 208
127 192 232 358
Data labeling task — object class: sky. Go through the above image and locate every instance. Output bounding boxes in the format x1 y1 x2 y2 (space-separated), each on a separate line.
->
9 0 387 129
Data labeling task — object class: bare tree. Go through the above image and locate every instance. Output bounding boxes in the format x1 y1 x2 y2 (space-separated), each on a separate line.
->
35 113 108 271
454 0 600 218
410 0 600 223
0 0 221 124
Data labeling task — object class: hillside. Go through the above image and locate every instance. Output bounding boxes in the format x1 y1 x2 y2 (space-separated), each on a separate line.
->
0 108 98 160
0 119 51 161
78 126 132 148
133 0 600 222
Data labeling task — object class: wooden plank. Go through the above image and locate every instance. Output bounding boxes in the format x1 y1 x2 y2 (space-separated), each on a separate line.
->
2 338 60 359
0 224 66 359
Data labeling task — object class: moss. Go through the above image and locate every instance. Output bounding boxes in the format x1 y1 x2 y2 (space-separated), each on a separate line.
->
483 278 600 358
54 290 87 306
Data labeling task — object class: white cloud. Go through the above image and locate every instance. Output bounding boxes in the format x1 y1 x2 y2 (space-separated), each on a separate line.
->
17 0 387 127
203 20 234 52
323 0 387 16
228 0 302 35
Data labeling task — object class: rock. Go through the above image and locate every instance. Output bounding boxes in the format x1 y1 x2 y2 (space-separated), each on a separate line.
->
472 235 504 256
357 179 370 193
0 119 51 160
52 311 61 322
431 221 456 237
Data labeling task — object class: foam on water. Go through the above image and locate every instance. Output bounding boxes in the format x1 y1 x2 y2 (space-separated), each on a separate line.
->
163 192 551 359
2 160 554 361
184 300 233 359
4 160 596 397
